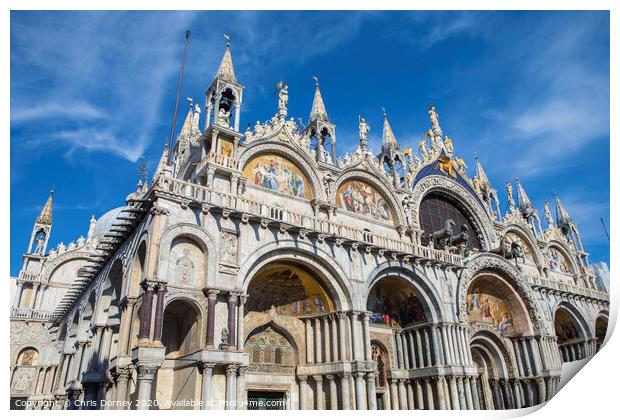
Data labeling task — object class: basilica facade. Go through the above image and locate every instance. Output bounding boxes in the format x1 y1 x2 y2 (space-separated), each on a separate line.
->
10 40 610 410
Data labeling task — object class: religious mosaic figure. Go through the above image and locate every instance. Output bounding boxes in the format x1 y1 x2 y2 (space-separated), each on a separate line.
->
249 155 307 199
337 180 391 222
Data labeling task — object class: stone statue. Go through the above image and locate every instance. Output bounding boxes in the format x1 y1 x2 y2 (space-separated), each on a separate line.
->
419 139 428 161
278 83 289 110
429 105 440 129
544 200 554 226
429 219 456 249
34 235 45 254
506 181 515 209
323 173 335 199
220 327 230 349
490 236 525 268
359 116 370 143
444 136 454 155
217 107 231 128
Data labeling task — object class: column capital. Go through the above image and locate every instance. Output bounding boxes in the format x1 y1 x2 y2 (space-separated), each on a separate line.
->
337 312 348 320
228 292 239 303
297 375 308 382
140 279 158 292
204 288 220 300
312 375 324 383
116 367 132 381
325 374 335 381
136 363 159 380
339 372 352 380
200 362 216 372
226 364 238 376
355 372 366 380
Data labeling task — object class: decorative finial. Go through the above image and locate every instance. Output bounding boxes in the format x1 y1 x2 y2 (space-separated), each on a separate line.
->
224 33 230 47
382 107 387 118
185 30 191 40
313 75 319 87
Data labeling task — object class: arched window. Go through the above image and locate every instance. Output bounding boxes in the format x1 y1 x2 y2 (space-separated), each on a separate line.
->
419 192 481 250
252 345 261 364
17 348 39 366
263 347 273 364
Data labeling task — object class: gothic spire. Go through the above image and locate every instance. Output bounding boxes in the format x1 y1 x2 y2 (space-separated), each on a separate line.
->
381 108 398 145
87 213 97 242
37 189 54 225
309 76 329 121
475 156 490 185
515 177 533 209
154 145 171 179
216 35 237 83
554 192 572 224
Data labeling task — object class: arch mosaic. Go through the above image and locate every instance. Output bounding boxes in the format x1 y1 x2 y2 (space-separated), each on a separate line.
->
410 175 498 250
545 242 579 276
243 311 306 364
553 302 593 340
365 262 445 322
238 141 326 202
457 253 549 335
238 241 353 311
334 168 406 227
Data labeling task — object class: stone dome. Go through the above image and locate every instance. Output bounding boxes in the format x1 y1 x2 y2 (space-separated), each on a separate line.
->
92 207 125 239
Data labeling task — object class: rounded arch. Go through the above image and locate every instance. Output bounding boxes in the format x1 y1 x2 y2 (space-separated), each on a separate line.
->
244 322 301 366
127 237 148 297
78 291 97 339
500 225 545 269
457 253 548 335
594 312 609 351
96 258 123 324
470 331 513 379
238 140 327 202
161 297 203 358
157 223 218 289
238 241 353 311
370 340 390 388
553 302 592 340
410 175 497 250
545 241 579 276
334 168 407 227
14 346 40 366
365 263 445 323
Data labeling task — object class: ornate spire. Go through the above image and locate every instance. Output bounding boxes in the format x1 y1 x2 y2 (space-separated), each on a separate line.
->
543 200 554 227
37 188 54 225
554 192 572 224
154 145 171 179
475 156 490 186
309 76 329 121
381 108 398 145
216 34 236 83
87 213 97 242
515 177 533 209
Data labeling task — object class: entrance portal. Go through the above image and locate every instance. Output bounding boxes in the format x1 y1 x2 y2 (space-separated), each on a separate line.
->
247 391 286 410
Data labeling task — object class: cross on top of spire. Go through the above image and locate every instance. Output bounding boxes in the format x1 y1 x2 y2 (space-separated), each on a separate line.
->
309 76 329 122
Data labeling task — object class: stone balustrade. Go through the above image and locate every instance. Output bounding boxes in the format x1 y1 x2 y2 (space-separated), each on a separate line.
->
525 274 609 301
11 307 54 321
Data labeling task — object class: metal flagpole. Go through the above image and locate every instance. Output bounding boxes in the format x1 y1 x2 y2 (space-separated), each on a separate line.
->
167 30 191 164
600 217 610 242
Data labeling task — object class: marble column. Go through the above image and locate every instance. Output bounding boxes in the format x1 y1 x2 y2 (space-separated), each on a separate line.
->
237 295 246 351
415 330 424 368
314 318 323 363
395 333 404 368
338 313 348 361
415 380 424 409
327 375 338 410
437 377 447 410
423 329 432 368
449 377 459 410
431 326 440 366
407 332 416 368
205 289 219 348
398 380 408 410
114 367 131 410
424 379 434 410
355 373 367 410
305 319 314 363
406 381 414 410
366 373 377 410
298 375 308 410
402 333 411 369
390 380 399 410
331 316 339 362
138 281 156 343
200 363 215 410
513 339 525 376
362 313 372 361
152 283 166 344
227 293 238 349
136 364 158 410
441 326 451 365
464 377 474 410
225 365 238 410
323 317 331 362
314 376 324 410
521 339 532 376
340 373 351 410
118 298 136 355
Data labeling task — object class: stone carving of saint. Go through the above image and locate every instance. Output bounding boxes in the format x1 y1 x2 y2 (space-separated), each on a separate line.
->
278 84 289 110
544 201 554 226
177 250 194 285
221 232 238 263
358 116 370 142
217 107 231 128
429 105 440 129
506 181 515 209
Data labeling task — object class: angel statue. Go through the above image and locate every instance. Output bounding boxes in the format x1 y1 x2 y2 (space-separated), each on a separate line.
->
544 200 554 226
419 138 429 161
359 116 370 143
216 107 231 128
506 181 515 209
275 81 289 111
429 104 440 129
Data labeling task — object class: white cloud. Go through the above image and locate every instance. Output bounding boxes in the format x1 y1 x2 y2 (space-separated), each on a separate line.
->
54 129 148 162
11 101 107 122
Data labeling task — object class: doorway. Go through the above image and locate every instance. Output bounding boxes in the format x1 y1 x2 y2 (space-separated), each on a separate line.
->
247 391 286 410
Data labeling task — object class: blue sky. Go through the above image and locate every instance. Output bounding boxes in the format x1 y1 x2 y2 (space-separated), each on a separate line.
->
10 11 610 275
